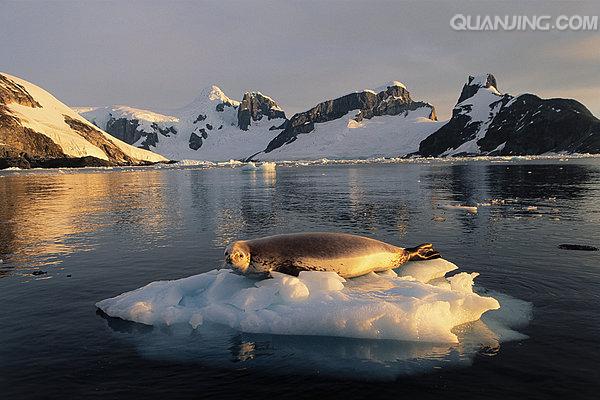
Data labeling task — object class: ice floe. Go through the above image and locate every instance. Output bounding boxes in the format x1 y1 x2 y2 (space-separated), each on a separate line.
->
96 258 524 344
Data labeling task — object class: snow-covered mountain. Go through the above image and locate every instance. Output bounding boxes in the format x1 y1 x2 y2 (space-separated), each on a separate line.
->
0 73 168 169
78 82 441 161
419 74 600 156
256 82 441 160
79 86 287 162
73 73 600 162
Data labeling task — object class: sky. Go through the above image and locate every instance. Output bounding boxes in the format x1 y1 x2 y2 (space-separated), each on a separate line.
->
1 0 598 120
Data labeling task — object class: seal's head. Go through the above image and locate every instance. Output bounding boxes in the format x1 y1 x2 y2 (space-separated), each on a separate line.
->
225 241 251 272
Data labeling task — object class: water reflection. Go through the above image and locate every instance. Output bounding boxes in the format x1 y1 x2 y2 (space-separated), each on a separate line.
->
98 312 504 380
1 174 99 273
2 160 598 280
0 170 175 276
420 161 600 232
486 163 593 200
239 169 280 234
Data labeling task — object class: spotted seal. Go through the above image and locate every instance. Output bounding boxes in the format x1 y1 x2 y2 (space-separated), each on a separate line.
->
225 232 440 278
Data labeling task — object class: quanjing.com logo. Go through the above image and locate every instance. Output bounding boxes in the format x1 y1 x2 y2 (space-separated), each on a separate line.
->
450 14 598 31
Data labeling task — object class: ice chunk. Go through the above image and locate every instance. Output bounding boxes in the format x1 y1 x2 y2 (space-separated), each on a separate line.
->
260 162 276 171
278 280 310 302
266 272 310 301
228 286 277 311
241 162 259 171
396 258 458 283
97 258 506 343
437 203 478 214
448 272 479 293
241 162 276 172
297 271 345 292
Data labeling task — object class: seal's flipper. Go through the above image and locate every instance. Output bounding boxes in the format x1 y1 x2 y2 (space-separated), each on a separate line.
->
406 243 441 261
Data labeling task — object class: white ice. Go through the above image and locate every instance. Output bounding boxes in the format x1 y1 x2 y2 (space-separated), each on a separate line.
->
241 161 277 171
97 258 516 343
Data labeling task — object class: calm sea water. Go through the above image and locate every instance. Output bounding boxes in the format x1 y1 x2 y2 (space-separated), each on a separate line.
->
1 159 599 399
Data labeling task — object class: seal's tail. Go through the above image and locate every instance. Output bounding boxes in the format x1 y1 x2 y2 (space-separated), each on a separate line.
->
406 243 441 261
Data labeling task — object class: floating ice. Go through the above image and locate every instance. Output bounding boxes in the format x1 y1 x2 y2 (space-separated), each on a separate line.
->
97 259 506 343
173 159 215 167
260 161 277 171
437 203 478 214
240 161 276 171
240 162 259 171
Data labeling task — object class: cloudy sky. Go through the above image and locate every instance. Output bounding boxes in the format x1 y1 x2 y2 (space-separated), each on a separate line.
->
1 0 598 119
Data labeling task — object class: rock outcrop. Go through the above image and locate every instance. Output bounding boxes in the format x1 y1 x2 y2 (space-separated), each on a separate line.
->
477 95 600 155
237 92 286 131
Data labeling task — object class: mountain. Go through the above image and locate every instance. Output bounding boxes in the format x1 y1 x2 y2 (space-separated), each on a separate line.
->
78 87 287 162
254 81 441 160
419 74 600 156
0 73 168 169
74 73 600 162
78 81 440 161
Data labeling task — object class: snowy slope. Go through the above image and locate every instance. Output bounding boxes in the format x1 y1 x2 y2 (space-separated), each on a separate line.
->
78 105 179 135
148 86 284 161
259 106 443 160
0 73 167 166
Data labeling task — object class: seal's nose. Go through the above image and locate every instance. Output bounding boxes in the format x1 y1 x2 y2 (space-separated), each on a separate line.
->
225 253 232 264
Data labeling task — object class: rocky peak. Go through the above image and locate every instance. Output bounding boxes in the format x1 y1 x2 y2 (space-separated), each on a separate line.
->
237 91 286 131
373 81 410 100
356 82 415 120
456 74 499 104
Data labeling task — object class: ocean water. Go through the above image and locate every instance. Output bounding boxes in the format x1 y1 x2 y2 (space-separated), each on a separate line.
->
1 159 599 399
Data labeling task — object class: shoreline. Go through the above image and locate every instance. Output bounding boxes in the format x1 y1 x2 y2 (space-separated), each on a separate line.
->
1 153 599 173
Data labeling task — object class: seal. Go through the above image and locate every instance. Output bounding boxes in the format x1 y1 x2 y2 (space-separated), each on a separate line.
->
224 232 440 278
